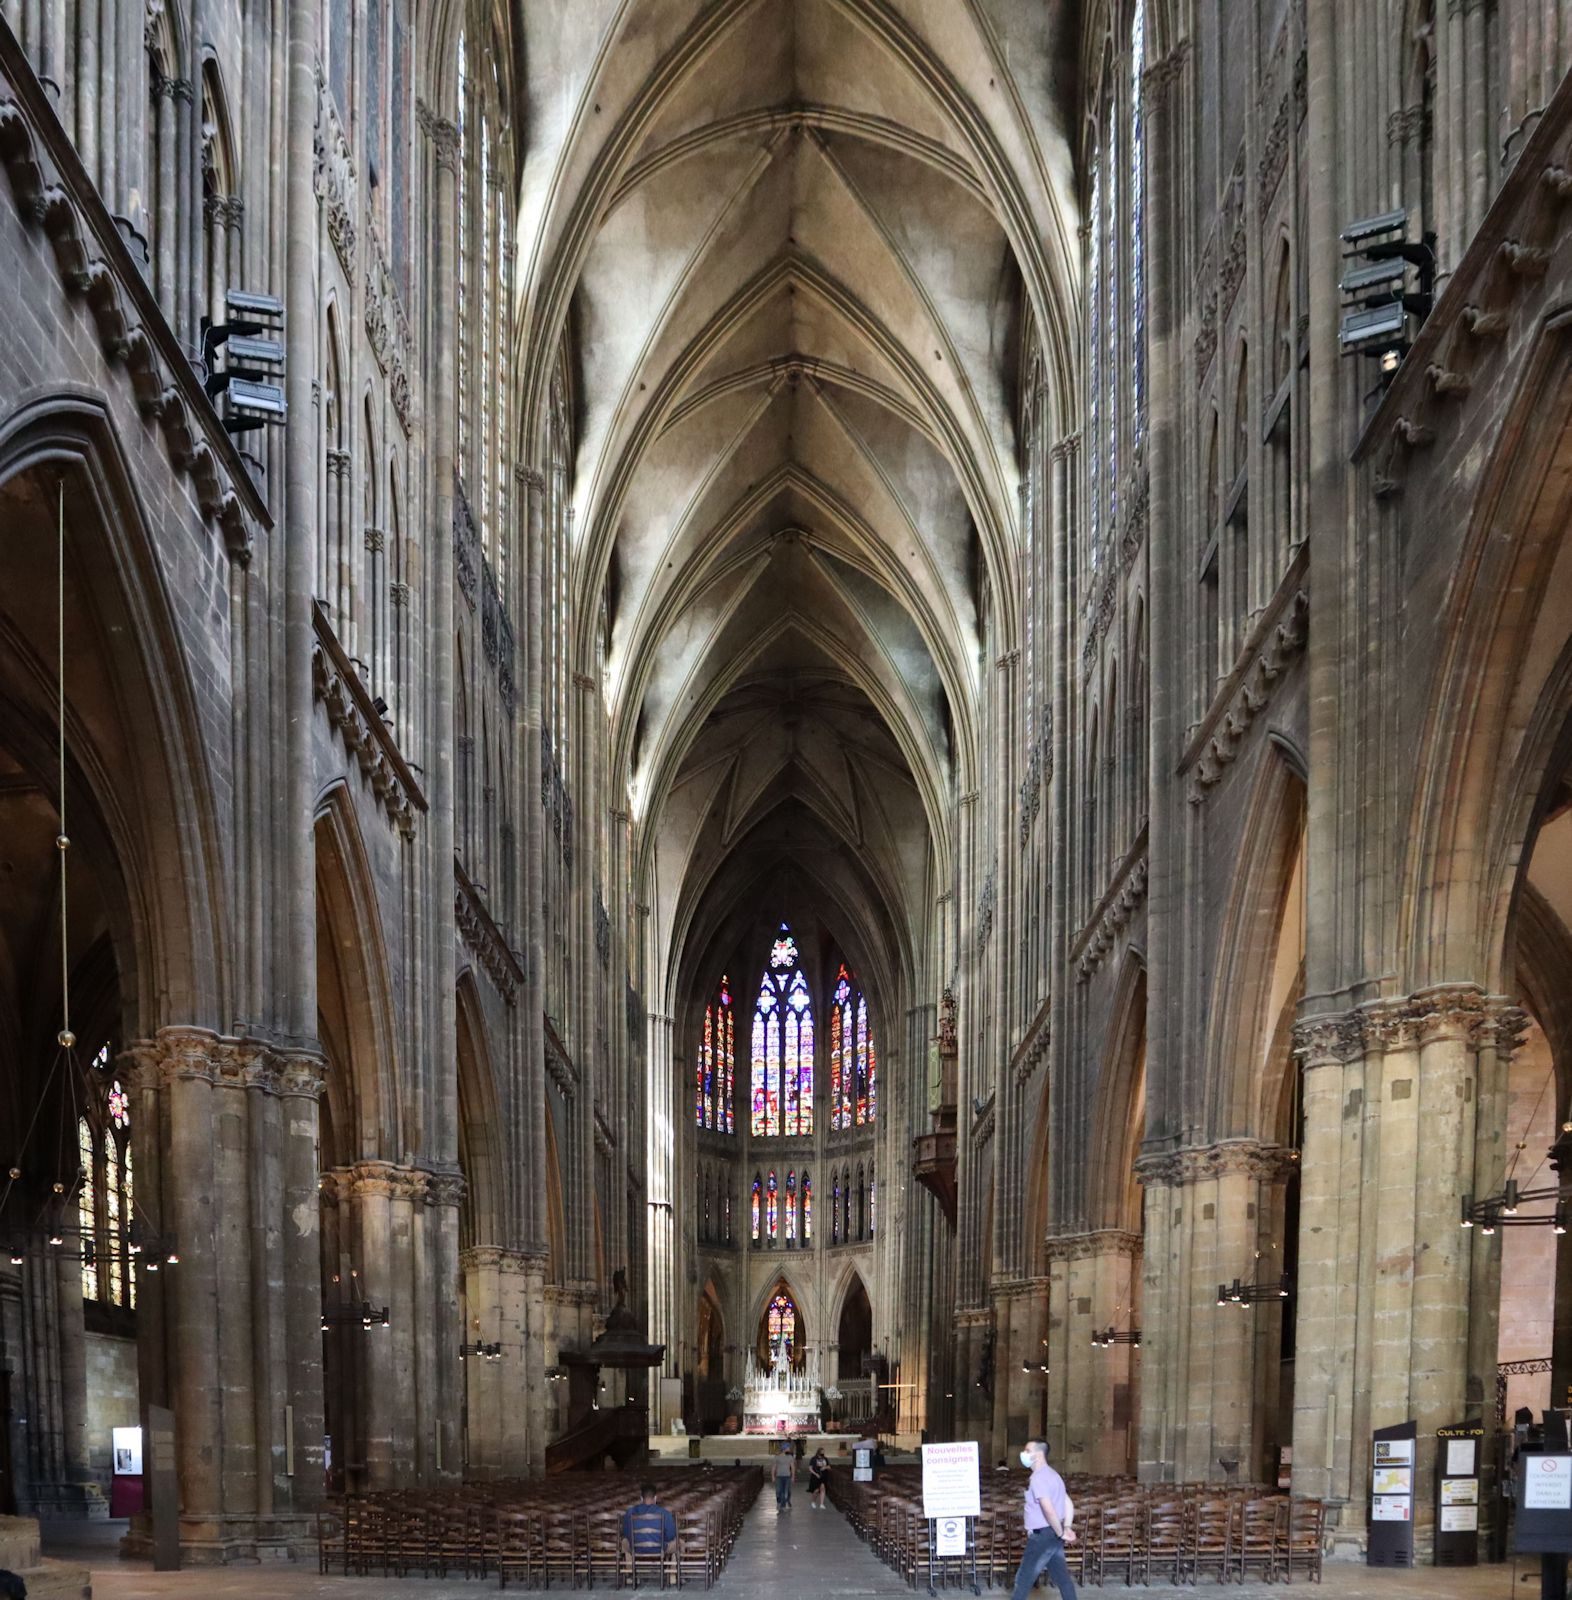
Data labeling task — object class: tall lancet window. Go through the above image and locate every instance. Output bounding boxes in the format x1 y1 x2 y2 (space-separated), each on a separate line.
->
750 925 814 1136
695 974 736 1132
1130 0 1148 447
767 1290 798 1360
78 1047 134 1309
829 965 877 1129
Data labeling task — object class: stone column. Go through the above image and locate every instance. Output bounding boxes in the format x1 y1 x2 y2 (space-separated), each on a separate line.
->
460 1244 537 1477
1291 989 1526 1554
276 1051 326 1517
1045 1232 1141 1475
993 1277 1049 1461
1136 1142 1298 1485
117 1031 322 1561
425 1171 465 1481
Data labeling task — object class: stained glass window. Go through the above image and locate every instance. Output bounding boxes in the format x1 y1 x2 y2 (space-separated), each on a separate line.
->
456 33 468 474
832 1174 841 1243
767 1290 797 1360
751 1176 761 1242
802 1172 812 1242
1106 106 1119 532
766 1171 778 1242
785 1170 797 1244
869 1167 875 1238
750 925 813 1135
1087 150 1101 576
1130 0 1147 447
78 1061 134 1309
78 1118 97 1300
696 977 736 1132
830 966 876 1128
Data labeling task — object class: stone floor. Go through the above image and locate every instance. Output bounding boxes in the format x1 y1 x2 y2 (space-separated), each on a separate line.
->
40 1501 1546 1598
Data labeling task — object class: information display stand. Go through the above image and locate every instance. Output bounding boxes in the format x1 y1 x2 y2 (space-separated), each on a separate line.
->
1515 1449 1572 1600
1434 1422 1482 1565
1368 1420 1417 1567
921 1441 982 1597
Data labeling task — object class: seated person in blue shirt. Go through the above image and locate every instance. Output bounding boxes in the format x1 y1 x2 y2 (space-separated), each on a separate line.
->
621 1480 678 1560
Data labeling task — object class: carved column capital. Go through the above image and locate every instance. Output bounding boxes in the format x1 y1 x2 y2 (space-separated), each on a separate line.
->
1136 1140 1299 1187
426 1169 468 1209
1044 1228 1143 1263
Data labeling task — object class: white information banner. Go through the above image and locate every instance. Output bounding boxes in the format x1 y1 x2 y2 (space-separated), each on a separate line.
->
1440 1505 1479 1532
1373 1438 1414 1466
922 1440 982 1519
1526 1455 1572 1510
1445 1438 1477 1477
1372 1496 1411 1522
1440 1478 1478 1506
935 1516 967 1556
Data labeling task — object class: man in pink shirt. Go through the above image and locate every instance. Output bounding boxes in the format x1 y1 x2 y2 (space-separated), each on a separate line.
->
1009 1438 1077 1600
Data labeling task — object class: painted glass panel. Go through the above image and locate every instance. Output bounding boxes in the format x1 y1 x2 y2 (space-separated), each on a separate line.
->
78 1118 97 1300
767 1291 797 1358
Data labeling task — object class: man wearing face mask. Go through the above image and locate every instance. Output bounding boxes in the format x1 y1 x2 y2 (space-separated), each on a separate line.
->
1008 1438 1077 1600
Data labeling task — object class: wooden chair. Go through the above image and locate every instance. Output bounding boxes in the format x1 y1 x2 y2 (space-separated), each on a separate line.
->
1187 1496 1235 1586
316 1504 346 1575
1284 1497 1325 1584
675 1508 715 1589
1096 1498 1141 1586
584 1508 625 1589
496 1508 544 1590
1143 1497 1187 1586
427 1499 479 1579
541 1505 584 1588
623 1508 676 1591
1236 1497 1287 1584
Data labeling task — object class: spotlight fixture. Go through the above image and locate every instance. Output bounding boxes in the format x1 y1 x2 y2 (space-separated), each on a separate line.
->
1337 208 1435 383
202 290 287 434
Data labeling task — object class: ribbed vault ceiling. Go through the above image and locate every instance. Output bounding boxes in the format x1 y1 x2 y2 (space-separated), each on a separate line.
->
514 0 1078 1002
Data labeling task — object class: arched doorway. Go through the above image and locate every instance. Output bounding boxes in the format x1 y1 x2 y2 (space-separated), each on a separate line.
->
837 1275 873 1378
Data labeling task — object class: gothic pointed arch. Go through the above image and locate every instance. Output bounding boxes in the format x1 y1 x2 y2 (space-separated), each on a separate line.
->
313 786 401 1160
753 1274 808 1370
455 972 506 1245
1088 949 1148 1234
1202 751 1306 1140
0 401 229 1033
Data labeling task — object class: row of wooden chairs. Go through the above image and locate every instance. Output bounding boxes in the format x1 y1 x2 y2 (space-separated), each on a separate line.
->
831 1475 1325 1587
318 1467 761 1589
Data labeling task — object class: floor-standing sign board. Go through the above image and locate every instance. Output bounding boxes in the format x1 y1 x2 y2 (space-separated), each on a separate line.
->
921 1441 981 1596
1368 1421 1417 1567
147 1403 180 1572
1434 1422 1482 1565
